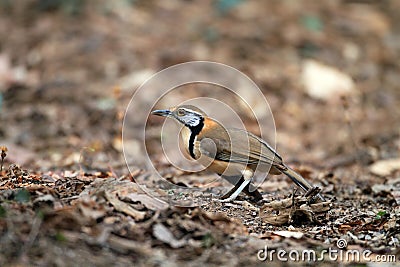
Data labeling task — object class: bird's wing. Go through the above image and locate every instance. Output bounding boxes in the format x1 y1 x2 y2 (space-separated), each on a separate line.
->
199 128 283 167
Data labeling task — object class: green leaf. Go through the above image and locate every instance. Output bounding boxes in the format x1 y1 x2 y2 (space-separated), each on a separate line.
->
215 0 243 15
301 15 323 32
376 210 387 219
14 188 31 203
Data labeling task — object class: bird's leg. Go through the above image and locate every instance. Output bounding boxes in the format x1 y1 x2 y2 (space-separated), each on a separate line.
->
218 179 251 202
243 182 263 202
219 169 254 202
220 176 245 200
219 176 263 202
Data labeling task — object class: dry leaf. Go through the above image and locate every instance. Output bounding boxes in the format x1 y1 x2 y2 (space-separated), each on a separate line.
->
199 209 232 222
105 191 146 221
107 235 152 255
260 195 331 226
33 194 55 204
153 223 186 248
123 192 169 211
78 201 108 221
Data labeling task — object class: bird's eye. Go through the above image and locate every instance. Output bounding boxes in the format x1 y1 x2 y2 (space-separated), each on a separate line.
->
177 109 185 116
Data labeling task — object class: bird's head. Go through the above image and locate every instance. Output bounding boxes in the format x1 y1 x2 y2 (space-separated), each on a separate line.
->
151 105 206 129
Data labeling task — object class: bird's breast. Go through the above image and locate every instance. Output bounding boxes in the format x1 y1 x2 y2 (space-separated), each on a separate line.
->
180 126 192 153
180 126 202 159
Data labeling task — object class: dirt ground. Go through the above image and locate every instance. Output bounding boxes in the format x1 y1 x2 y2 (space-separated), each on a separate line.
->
1 1 400 266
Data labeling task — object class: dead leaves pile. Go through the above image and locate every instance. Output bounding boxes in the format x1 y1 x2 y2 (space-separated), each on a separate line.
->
1 165 400 265
260 194 331 226
0 169 250 265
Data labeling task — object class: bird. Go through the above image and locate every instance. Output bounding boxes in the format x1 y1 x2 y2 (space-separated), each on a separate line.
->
151 105 324 203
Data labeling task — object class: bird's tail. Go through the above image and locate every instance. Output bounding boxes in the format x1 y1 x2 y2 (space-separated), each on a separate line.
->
280 165 325 201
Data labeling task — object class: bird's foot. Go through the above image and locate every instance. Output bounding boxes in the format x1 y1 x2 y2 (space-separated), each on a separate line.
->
217 179 251 203
304 187 325 203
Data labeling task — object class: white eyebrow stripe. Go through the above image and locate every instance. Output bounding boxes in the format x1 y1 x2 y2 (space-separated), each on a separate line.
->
181 108 202 116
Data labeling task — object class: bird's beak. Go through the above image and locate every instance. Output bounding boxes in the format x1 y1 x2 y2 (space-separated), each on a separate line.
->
151 109 172 117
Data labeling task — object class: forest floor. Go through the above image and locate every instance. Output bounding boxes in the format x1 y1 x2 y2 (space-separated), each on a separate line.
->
0 1 400 266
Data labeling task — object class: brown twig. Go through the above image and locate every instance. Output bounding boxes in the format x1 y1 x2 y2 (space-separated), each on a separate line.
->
0 146 7 171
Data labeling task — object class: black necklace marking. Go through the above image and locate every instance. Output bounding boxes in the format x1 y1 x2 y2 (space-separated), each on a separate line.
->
188 118 204 159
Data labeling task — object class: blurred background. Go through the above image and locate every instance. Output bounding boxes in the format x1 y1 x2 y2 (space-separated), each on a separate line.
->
1 1 400 266
0 0 399 178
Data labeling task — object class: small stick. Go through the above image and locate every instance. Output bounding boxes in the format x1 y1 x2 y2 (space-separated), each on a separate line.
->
0 146 7 171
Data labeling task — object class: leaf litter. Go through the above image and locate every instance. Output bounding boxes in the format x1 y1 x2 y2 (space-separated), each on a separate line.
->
1 1 400 266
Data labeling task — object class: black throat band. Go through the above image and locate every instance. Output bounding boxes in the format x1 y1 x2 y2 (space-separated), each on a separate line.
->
188 118 204 159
